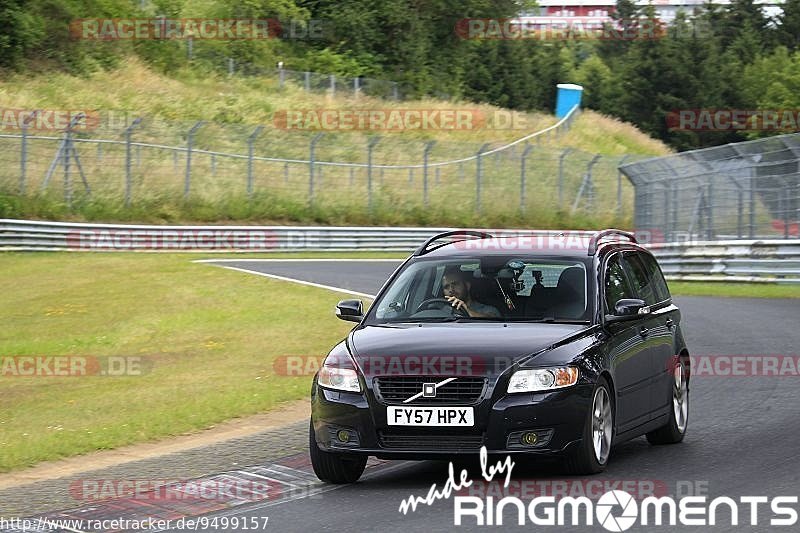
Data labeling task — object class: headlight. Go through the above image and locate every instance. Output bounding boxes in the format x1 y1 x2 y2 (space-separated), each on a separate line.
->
507 367 579 393
318 366 361 392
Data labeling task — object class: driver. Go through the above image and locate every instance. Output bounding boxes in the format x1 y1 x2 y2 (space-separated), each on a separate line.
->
442 267 501 318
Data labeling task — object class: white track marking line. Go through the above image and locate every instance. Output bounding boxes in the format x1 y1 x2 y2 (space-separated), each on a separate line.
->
206 264 376 299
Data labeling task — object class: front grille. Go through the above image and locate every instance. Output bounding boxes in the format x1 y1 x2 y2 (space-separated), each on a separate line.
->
378 430 484 450
373 377 486 405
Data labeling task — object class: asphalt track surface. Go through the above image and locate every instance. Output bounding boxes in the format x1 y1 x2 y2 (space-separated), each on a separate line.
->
182 260 800 533
6 260 799 533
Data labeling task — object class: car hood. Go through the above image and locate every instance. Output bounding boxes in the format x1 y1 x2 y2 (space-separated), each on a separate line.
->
349 322 589 379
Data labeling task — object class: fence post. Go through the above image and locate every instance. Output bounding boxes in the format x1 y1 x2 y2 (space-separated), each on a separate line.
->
278 65 286 87
19 111 38 195
571 154 601 214
354 77 360 97
304 71 311 91
737 189 744 238
476 144 490 214
520 143 533 214
367 137 380 212
184 121 205 199
749 176 756 238
330 75 336 97
64 125 72 208
558 148 572 209
783 185 791 239
124 118 142 207
617 155 633 217
392 83 399 101
228 58 235 77
247 126 264 198
706 181 714 239
423 141 436 206
308 133 324 206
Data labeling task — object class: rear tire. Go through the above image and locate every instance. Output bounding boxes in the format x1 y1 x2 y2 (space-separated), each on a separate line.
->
309 420 367 484
647 360 689 445
565 376 614 475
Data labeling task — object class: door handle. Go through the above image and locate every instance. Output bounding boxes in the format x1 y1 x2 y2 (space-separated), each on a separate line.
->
665 318 674 329
639 326 649 337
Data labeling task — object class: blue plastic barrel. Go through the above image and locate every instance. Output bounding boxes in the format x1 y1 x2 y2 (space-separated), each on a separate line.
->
555 83 583 118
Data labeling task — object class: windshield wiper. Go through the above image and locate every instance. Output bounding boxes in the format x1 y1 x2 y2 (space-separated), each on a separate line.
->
411 316 463 323
505 317 590 324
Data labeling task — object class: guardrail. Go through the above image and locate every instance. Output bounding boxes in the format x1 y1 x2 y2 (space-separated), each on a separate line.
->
649 240 800 284
2 219 799 283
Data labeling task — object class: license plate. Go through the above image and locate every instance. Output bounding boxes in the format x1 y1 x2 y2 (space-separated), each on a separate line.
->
387 406 474 426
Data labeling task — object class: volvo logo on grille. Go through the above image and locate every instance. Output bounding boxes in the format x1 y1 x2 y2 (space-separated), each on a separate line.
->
403 377 456 403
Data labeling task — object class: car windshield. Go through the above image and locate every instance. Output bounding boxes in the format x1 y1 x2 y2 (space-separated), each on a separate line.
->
368 257 590 323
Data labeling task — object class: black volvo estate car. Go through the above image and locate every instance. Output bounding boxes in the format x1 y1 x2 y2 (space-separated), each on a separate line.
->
310 230 690 483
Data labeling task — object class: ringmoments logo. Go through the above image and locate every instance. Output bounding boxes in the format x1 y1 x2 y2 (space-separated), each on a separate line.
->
451 490 799 528
397 450 799 529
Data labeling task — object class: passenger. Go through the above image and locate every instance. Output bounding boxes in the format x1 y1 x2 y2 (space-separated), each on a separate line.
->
442 267 501 318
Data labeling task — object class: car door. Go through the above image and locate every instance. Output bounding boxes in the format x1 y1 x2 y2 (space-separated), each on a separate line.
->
626 252 681 416
602 252 653 433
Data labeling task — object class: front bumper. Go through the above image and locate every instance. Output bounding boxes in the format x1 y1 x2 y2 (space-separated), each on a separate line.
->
311 379 593 459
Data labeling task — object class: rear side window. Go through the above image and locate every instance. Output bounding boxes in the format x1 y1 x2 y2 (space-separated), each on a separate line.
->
638 253 671 302
622 252 669 306
604 254 636 312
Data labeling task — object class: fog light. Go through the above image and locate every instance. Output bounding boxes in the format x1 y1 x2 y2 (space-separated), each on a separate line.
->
337 430 350 443
521 432 538 446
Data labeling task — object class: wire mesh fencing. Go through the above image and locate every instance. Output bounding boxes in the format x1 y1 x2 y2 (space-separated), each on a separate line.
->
621 133 800 241
0 106 646 226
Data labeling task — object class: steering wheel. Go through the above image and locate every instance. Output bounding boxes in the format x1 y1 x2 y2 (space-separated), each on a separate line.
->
414 298 466 315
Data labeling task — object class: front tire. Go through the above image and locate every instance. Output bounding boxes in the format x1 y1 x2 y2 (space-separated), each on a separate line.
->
565 376 614 475
647 360 689 445
309 420 367 484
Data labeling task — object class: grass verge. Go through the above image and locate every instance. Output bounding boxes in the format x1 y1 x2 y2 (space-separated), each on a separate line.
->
668 281 800 299
0 252 368 473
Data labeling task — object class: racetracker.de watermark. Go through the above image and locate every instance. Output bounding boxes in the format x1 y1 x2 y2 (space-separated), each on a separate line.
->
274 355 514 377
671 354 800 377
68 478 283 502
69 18 329 40
458 479 697 500
273 109 534 131
67 229 279 250
667 109 800 132
454 18 670 41
1 109 100 131
0 356 150 377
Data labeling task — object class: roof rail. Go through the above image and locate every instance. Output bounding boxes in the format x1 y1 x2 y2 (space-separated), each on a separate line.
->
414 230 494 256
587 229 638 256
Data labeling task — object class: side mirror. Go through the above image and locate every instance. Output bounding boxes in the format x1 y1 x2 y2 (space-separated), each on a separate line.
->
605 298 649 323
335 299 363 323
